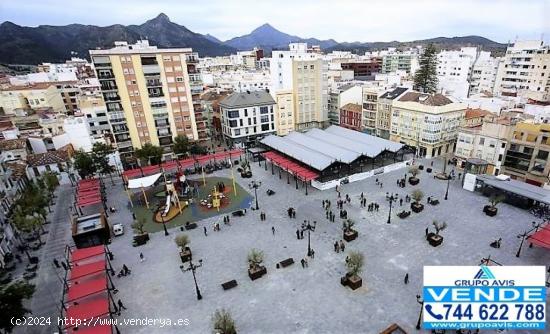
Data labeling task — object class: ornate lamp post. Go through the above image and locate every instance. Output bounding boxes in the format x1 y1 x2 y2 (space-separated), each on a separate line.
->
156 202 169 236
387 193 396 224
180 258 203 300
301 221 316 256
249 181 261 210
416 294 424 330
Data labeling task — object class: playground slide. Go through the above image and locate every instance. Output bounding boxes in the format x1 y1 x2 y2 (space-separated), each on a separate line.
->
163 194 171 217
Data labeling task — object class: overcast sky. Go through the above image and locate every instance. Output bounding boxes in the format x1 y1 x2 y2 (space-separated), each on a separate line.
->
1 0 548 43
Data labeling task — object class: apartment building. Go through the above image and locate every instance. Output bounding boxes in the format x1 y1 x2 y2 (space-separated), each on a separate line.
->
362 88 381 134
501 122 550 186
78 94 112 141
340 58 382 78
270 43 328 131
0 83 66 115
469 53 500 96
455 114 514 175
274 90 295 136
90 40 201 160
381 51 419 74
328 84 362 125
391 92 466 158
377 87 409 139
220 91 276 146
494 40 550 103
339 103 362 131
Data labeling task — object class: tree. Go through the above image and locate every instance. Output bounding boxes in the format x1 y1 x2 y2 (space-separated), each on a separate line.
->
73 150 96 179
135 143 163 166
189 143 207 156
411 189 424 204
92 143 114 183
408 166 420 179
173 135 190 157
247 249 264 270
432 220 448 236
342 219 355 233
488 194 505 209
413 43 439 94
212 309 236 334
12 210 44 246
0 281 35 333
42 172 59 196
346 251 364 277
174 234 190 250
131 217 146 235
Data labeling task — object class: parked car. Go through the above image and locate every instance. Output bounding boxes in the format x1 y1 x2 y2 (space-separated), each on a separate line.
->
113 224 124 236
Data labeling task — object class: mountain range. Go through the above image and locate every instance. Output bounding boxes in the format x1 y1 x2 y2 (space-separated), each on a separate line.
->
0 13 507 65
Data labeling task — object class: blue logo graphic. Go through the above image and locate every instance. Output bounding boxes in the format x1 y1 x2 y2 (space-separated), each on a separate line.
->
474 266 495 280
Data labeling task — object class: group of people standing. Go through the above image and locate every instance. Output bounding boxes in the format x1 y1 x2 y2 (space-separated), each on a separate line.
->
287 207 297 218
333 240 345 253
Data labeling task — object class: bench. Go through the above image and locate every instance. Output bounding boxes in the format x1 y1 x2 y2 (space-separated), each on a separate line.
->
429 199 440 206
185 222 198 230
221 280 238 290
276 258 294 269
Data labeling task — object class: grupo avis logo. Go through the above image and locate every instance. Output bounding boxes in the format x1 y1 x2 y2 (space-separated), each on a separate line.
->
473 265 495 280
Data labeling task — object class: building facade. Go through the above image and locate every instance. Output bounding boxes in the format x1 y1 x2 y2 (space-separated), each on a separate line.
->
362 88 379 134
391 92 466 158
377 87 409 139
220 91 277 146
90 40 200 161
339 103 362 131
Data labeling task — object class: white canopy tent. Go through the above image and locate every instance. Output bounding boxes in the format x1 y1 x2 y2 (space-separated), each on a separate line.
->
126 173 163 208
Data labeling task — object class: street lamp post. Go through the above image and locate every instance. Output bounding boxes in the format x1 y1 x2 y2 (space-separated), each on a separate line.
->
444 175 450 200
387 194 396 224
516 230 528 258
156 203 169 236
416 294 424 330
301 221 316 256
249 181 261 210
180 259 203 300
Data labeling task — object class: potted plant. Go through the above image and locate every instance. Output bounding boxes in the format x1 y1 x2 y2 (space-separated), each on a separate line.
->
408 166 420 185
213 309 237 334
175 234 192 262
484 194 504 217
239 160 252 178
427 220 447 247
410 190 425 213
247 249 267 280
131 217 149 246
342 219 358 242
341 251 364 290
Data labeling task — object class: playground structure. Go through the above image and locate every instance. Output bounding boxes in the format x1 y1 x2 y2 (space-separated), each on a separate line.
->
123 150 245 224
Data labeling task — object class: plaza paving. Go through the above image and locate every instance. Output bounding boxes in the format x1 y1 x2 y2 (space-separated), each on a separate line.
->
100 158 550 334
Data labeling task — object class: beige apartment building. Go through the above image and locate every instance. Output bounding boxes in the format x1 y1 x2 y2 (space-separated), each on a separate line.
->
274 90 295 136
90 40 202 159
376 87 408 139
391 92 466 158
0 83 66 115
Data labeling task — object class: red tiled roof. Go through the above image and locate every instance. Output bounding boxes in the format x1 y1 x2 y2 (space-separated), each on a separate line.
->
340 103 362 113
27 150 69 167
0 138 27 150
464 108 492 119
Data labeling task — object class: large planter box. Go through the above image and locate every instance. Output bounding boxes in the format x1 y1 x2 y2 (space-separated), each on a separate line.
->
133 233 149 246
347 275 363 290
343 229 358 242
427 233 443 247
426 168 432 173
248 266 267 280
180 249 192 263
411 203 424 213
418 165 424 170
185 222 198 230
397 211 411 219
409 177 420 186
485 207 497 217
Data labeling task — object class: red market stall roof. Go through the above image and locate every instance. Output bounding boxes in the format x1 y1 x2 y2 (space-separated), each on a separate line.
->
77 196 102 208
122 149 244 180
66 274 107 301
66 295 110 326
263 151 320 181
69 259 106 281
69 245 105 264
527 224 550 249
66 324 112 334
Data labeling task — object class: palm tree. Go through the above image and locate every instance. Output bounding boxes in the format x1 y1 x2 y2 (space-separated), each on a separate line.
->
342 219 355 233
174 234 190 251
432 220 448 236
247 249 264 271
408 166 420 179
411 190 424 204
346 251 364 277
131 217 146 235
212 309 236 334
488 194 505 210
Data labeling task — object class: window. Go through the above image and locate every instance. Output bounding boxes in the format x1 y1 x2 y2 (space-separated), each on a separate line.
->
261 124 270 131
260 116 269 123
244 109 248 117
479 138 485 145
260 106 269 114
228 120 237 127
234 129 240 136
227 110 239 118
176 77 184 82
537 150 549 160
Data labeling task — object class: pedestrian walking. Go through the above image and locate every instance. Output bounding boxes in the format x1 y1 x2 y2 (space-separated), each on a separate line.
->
425 227 429 236
404 273 409 284
123 264 131 275
61 261 68 271
53 259 60 268
117 299 127 310
139 252 144 262
204 226 208 236
272 226 275 235
304 258 308 267
334 241 339 253
380 182 383 188
340 240 345 252
300 230 304 239
399 198 403 206
310 249 315 259
301 258 305 268
296 229 300 240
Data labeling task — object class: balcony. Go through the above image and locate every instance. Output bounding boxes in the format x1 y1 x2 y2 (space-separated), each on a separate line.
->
146 79 162 88
101 82 118 91
116 140 133 149
157 129 172 137
104 95 121 102
186 54 199 64
148 88 164 98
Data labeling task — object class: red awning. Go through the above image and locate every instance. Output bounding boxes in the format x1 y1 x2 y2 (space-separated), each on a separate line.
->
66 324 112 334
66 294 110 326
527 224 550 249
70 245 105 263
66 274 107 301
263 151 319 181
69 259 106 281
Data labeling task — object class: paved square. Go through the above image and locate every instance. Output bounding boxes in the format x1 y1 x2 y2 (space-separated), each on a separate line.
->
104 158 550 334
